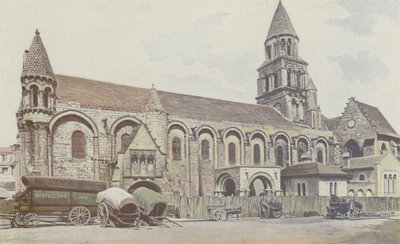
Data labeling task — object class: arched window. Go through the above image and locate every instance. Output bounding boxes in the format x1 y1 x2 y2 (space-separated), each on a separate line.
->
302 183 306 196
394 175 397 194
228 142 236 165
276 146 284 166
287 70 291 87
265 80 269 92
296 72 301 88
274 73 278 89
359 174 365 181
330 182 333 195
121 133 130 152
253 144 260 165
43 87 51 108
287 39 292 55
381 144 387 153
280 39 286 51
297 148 304 162
71 131 86 159
172 137 181 160
297 183 301 196
334 182 337 195
388 174 393 194
317 150 323 163
266 45 271 59
31 85 39 107
344 140 362 158
384 174 388 194
201 140 210 160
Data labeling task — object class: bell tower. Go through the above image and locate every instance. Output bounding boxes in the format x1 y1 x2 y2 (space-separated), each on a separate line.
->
256 1 321 129
16 29 57 178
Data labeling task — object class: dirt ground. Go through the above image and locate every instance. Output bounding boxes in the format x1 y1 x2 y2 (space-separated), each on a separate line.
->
0 216 399 244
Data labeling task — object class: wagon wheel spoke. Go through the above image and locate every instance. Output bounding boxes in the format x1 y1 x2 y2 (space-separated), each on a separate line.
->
69 206 91 226
97 203 109 228
24 213 39 227
14 212 25 227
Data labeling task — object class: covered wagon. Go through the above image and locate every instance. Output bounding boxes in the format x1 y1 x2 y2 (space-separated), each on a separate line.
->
13 176 107 227
96 187 141 228
132 187 168 225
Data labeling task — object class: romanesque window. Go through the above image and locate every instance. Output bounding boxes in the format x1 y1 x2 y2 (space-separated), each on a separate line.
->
253 144 260 165
334 183 337 195
302 183 306 196
276 146 284 166
384 174 388 194
31 85 39 107
296 72 301 88
228 142 236 165
266 45 271 59
265 80 269 92
43 87 51 108
71 131 86 159
317 150 323 163
201 140 210 160
381 144 387 153
172 137 181 160
297 183 301 196
287 39 292 55
359 175 365 181
394 175 397 194
121 133 130 152
388 174 393 194
330 182 337 195
287 70 291 87
280 39 285 51
274 73 278 89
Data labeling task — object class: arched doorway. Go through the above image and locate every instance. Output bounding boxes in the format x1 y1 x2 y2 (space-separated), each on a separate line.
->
249 176 272 196
128 180 161 193
223 179 236 196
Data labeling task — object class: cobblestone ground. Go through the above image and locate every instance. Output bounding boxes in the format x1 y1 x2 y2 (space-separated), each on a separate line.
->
0 216 399 244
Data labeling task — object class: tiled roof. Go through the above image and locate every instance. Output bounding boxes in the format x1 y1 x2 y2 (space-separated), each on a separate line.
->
55 75 301 127
266 1 297 40
281 162 349 177
356 101 400 139
343 153 388 170
21 29 55 80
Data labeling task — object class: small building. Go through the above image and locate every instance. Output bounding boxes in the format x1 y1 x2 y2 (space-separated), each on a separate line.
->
342 152 399 197
281 162 349 196
0 147 17 193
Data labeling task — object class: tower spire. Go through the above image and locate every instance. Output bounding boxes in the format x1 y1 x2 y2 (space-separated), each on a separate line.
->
21 29 55 80
266 0 297 41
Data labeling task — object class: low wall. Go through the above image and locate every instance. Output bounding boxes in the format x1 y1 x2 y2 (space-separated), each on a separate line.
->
171 195 400 218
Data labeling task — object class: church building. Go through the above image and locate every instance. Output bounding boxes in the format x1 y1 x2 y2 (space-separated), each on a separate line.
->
15 1 400 198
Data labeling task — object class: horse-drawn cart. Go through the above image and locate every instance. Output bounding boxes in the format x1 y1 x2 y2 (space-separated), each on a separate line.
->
207 205 242 221
326 195 363 219
96 187 141 228
11 176 107 227
258 190 283 219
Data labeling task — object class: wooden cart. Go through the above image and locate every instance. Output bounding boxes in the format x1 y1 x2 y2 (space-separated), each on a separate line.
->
207 205 242 221
12 176 107 227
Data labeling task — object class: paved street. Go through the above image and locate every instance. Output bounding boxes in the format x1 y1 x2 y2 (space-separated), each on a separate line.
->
0 216 399 244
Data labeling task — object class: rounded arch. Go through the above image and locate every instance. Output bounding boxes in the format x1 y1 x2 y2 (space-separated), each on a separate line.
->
315 138 329 163
128 180 161 193
273 132 291 144
348 189 355 197
295 136 311 149
249 130 269 143
167 121 190 135
247 172 275 193
110 116 142 135
49 110 99 137
223 127 245 142
357 189 364 197
215 173 237 196
196 125 217 139
344 139 362 158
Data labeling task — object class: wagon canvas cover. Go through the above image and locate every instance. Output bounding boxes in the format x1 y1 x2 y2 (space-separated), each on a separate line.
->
96 187 138 211
22 176 107 193
131 187 168 216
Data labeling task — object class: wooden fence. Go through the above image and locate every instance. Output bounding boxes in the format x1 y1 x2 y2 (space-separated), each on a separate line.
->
172 195 400 219
0 200 13 214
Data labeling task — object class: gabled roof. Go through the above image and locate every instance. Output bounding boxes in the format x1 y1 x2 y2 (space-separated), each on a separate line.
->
343 153 392 170
281 162 349 178
266 1 298 40
355 100 400 139
21 29 55 80
55 74 302 128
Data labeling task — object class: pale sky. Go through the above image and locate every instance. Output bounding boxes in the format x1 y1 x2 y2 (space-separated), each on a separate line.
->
0 0 399 146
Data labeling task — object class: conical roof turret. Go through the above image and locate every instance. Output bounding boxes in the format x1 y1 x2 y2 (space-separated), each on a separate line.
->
266 1 298 41
21 29 55 80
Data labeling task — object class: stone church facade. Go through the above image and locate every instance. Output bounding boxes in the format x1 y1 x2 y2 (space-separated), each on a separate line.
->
15 1 400 198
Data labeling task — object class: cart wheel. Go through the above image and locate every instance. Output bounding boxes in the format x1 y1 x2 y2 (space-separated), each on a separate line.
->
14 212 25 227
24 213 39 227
69 206 91 226
97 203 109 228
272 210 282 218
213 209 225 221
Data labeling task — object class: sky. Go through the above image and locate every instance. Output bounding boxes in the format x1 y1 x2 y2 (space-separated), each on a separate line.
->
0 0 399 146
